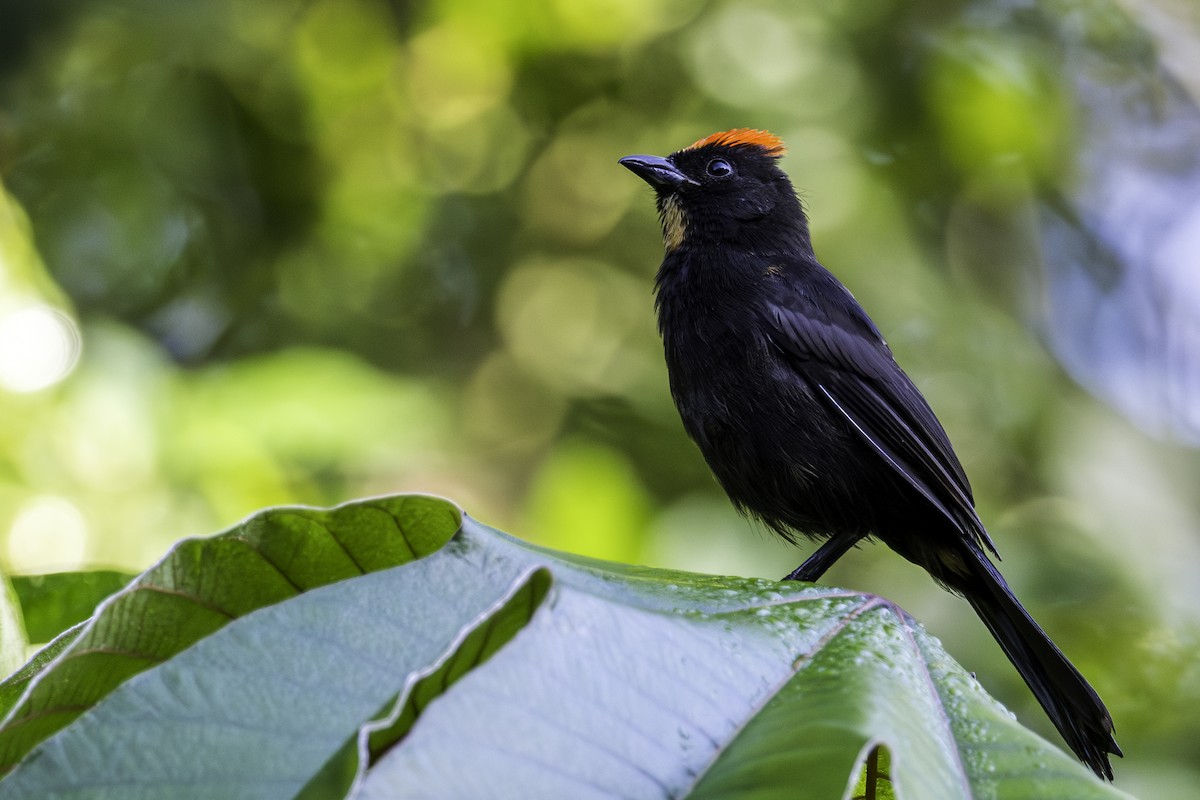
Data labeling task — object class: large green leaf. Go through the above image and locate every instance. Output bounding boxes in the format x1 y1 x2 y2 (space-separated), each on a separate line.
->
0 496 1134 799
9 570 136 644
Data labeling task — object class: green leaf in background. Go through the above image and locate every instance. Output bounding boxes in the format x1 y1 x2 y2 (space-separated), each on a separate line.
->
0 496 1135 799
851 746 895 800
9 571 135 644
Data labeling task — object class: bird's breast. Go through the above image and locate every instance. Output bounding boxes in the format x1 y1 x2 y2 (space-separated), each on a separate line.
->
656 276 812 443
653 257 865 535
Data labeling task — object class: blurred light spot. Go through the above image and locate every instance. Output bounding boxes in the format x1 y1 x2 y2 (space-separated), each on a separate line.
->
407 21 512 129
295 0 399 93
7 496 89 572
64 381 157 491
0 306 82 393
688 7 855 116
523 440 650 561
545 0 697 50
418 105 532 194
463 352 565 452
497 258 658 395
521 106 641 244
690 7 805 99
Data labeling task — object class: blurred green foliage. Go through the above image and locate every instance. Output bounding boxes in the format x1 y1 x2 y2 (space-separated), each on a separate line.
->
1 0 1198 794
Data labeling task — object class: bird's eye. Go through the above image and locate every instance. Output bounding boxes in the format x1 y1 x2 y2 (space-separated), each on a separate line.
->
706 158 734 178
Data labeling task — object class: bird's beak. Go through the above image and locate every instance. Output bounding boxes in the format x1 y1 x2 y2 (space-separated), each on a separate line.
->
619 155 697 190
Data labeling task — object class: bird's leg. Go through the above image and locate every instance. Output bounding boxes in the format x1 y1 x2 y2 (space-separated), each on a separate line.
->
782 532 863 582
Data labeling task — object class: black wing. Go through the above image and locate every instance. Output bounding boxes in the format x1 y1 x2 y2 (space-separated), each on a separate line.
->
763 263 997 557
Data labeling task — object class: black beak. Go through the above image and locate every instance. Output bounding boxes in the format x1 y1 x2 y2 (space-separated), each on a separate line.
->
619 155 697 190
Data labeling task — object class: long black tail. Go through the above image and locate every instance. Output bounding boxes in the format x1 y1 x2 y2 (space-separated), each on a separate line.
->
952 548 1121 780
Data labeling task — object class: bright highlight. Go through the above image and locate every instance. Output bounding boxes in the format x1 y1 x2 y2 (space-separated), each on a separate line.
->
0 306 81 393
7 496 89 572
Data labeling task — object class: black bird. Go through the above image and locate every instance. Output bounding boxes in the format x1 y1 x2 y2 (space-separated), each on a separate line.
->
620 129 1120 779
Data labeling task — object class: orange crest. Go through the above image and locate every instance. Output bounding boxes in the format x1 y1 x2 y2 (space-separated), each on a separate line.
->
684 128 786 157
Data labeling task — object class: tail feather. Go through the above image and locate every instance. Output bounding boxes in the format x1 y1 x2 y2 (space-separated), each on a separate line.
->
953 549 1121 780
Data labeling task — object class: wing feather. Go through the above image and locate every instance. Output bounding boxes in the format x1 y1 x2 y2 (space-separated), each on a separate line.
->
765 274 997 557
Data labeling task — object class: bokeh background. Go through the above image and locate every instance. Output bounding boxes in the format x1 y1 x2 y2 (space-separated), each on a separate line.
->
2 0 1199 793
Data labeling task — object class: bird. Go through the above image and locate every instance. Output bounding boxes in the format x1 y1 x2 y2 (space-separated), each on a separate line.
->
619 128 1121 780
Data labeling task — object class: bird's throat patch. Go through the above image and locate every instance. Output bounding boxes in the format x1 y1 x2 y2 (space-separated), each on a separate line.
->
658 195 687 251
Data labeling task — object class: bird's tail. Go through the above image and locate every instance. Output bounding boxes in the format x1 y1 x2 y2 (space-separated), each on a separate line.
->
952 548 1121 780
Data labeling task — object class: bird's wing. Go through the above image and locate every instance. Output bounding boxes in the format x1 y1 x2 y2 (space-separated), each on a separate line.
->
764 270 997 557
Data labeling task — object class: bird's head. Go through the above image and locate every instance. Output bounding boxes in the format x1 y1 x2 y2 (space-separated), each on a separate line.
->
620 129 809 254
